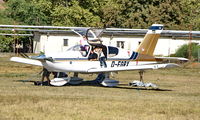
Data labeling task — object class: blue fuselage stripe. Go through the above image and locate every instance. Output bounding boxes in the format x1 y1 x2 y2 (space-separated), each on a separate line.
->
54 58 133 61
129 52 138 60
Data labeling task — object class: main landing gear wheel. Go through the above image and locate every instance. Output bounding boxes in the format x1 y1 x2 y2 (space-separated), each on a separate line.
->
50 72 83 86
95 73 119 87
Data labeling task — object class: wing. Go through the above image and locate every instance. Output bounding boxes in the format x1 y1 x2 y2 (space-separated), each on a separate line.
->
87 63 179 73
10 57 43 66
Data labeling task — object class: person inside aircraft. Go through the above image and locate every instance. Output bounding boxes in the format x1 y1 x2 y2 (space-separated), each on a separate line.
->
88 47 98 60
93 45 107 67
99 47 107 68
89 46 107 67
80 45 90 57
102 46 107 59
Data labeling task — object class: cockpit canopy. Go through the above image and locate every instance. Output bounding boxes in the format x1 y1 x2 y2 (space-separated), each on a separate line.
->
67 44 120 59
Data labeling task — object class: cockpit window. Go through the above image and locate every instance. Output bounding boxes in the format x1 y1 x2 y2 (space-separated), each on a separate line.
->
67 45 90 57
108 46 118 57
67 45 81 51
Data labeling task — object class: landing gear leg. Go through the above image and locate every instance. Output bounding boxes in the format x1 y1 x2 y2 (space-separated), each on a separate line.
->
139 70 144 82
74 72 78 77
95 73 106 83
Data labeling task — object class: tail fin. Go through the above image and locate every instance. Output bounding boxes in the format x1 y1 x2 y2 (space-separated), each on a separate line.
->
136 24 163 56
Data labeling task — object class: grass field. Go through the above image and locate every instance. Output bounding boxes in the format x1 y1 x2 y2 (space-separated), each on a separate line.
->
0 55 200 120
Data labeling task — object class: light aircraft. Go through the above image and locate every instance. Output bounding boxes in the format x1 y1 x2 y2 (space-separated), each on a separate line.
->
10 24 188 87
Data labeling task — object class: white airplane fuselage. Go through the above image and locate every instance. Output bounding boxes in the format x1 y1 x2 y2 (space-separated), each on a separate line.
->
10 24 185 87
11 24 178 74
43 45 158 73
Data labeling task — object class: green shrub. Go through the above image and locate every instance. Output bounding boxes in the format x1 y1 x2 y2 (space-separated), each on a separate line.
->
0 36 13 52
175 43 200 61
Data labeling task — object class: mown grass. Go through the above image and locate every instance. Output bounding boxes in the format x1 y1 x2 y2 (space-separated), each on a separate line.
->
0 56 200 120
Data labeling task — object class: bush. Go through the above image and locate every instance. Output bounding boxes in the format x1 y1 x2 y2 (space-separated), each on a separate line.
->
0 36 13 52
175 43 200 61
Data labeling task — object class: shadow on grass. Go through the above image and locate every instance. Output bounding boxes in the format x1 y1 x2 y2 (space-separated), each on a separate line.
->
14 79 173 91
14 80 35 83
116 86 173 91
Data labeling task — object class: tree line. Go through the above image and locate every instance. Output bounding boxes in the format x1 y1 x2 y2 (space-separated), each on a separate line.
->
0 0 200 56
1 0 200 30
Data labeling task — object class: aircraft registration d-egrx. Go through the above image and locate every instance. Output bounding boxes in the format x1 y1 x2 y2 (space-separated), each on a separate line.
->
10 24 187 87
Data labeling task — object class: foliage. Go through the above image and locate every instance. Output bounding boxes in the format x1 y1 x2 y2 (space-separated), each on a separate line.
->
180 0 200 30
1 0 200 52
175 43 200 60
0 36 13 52
92 0 192 29
5 0 52 25
0 10 15 24
0 31 31 52
1 0 199 29
51 0 102 27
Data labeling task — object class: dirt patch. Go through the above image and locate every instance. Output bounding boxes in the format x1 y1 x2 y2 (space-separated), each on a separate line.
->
0 0 5 10
0 53 15 57
184 62 200 69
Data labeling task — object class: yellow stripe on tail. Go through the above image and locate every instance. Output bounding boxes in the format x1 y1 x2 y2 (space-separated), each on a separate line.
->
136 24 163 56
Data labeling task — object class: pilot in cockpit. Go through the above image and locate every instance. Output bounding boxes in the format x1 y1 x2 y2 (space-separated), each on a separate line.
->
88 47 98 60
80 45 90 57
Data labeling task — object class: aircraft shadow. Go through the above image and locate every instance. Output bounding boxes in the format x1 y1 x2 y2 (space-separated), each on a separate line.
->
116 86 173 91
117 83 173 91
72 81 173 91
66 80 102 87
14 79 173 91
14 80 36 83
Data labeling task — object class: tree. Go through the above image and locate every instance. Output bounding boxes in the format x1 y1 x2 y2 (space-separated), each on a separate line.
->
180 0 200 30
0 36 13 52
51 0 102 27
2 0 200 29
5 0 52 25
100 0 123 27
0 10 15 24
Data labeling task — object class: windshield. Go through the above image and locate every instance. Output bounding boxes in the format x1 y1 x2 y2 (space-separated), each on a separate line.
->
67 45 90 57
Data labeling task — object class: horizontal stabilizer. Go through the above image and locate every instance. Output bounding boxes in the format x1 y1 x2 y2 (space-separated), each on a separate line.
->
156 57 188 61
10 57 43 66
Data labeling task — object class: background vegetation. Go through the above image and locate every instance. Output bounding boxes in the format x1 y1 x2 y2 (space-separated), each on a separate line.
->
0 0 200 30
175 43 200 61
0 0 200 59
